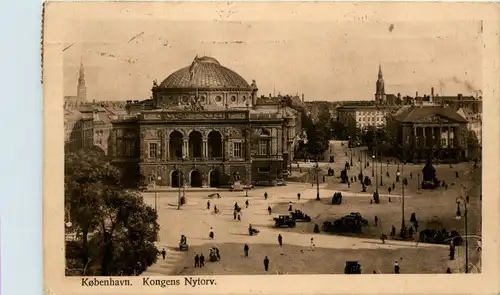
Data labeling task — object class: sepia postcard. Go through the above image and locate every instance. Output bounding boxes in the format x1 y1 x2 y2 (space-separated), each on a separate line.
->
43 2 500 295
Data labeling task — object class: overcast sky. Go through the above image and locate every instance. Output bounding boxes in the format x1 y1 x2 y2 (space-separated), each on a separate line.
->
53 2 483 102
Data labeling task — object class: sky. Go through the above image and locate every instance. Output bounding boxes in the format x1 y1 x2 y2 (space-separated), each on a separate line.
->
51 2 484 102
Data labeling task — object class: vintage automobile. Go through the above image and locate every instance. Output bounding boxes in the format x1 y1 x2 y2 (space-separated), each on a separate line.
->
344 261 362 274
322 212 368 233
419 228 463 245
274 215 296 228
290 210 312 222
331 192 342 205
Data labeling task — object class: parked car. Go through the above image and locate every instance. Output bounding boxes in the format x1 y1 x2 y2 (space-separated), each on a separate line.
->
274 215 296 228
290 210 312 222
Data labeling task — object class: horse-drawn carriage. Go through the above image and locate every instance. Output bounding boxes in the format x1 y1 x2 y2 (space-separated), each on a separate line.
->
209 247 220 262
179 235 189 251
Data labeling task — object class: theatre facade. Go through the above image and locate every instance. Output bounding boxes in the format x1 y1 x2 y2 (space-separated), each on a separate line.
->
109 56 299 188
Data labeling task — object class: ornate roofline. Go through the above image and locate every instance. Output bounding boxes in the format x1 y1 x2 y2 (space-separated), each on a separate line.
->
153 87 254 93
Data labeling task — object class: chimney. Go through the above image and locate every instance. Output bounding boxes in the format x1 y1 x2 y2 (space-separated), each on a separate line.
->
302 93 305 102
416 91 419 98
431 87 435 98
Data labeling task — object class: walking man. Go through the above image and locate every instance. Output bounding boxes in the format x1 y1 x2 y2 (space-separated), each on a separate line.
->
297 193 301 201
199 253 205 267
264 192 268 200
161 248 166 260
374 216 379 226
209 227 214 239
263 256 270 271
245 199 249 208
244 244 249 257
194 254 200 268
278 234 283 247
268 205 272 215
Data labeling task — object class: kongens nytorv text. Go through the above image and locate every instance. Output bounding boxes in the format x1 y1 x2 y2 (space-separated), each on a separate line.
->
81 277 217 288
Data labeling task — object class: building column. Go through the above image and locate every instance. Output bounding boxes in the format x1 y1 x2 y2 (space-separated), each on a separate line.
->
165 140 170 160
183 139 189 159
222 137 227 159
202 139 208 159
447 127 451 148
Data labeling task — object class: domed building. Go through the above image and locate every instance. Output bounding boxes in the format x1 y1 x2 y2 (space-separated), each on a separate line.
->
110 56 299 188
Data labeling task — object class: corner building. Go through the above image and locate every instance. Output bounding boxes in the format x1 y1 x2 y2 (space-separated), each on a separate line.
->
111 56 298 188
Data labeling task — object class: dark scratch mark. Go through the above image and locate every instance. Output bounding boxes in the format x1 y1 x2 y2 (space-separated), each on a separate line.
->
62 43 74 52
128 32 144 43
389 24 394 32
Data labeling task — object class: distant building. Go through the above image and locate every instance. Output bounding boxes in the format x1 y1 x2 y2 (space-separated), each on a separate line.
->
337 105 395 138
64 60 87 104
457 107 482 145
64 108 93 153
388 105 469 163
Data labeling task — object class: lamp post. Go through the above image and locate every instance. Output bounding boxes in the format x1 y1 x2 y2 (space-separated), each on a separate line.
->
417 173 420 192
380 157 383 186
397 165 406 238
386 160 389 173
348 136 353 166
372 151 375 177
154 175 161 212
456 196 469 273
315 159 320 200
357 142 361 162
373 154 378 194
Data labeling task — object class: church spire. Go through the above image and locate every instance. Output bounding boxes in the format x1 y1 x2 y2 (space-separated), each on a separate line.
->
375 63 385 104
77 58 87 101
378 63 383 79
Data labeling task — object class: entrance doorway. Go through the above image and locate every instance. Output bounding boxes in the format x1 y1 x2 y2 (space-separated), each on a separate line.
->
190 170 203 188
209 170 220 188
171 170 183 188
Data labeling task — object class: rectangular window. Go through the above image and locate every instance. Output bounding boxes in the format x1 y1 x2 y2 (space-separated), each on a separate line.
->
149 142 158 158
441 138 447 148
259 139 269 155
233 142 242 158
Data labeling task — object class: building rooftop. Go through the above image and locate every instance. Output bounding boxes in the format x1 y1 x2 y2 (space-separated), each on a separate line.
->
393 105 467 123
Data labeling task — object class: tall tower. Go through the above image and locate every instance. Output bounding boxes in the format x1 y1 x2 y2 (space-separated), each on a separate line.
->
77 59 87 102
375 64 385 104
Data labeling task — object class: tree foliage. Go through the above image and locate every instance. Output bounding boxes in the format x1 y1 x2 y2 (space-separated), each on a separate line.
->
65 149 159 276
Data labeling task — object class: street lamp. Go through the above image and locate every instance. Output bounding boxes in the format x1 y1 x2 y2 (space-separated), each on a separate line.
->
315 160 320 200
154 175 161 212
417 173 420 192
372 152 375 177
456 196 469 273
348 136 353 166
397 167 406 238
357 142 361 162
373 154 378 194
379 156 383 186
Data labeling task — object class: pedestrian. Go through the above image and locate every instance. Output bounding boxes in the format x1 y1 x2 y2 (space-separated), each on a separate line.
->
288 204 293 212
209 227 214 239
268 205 272 215
199 253 205 267
207 200 211 210
309 238 315 251
354 176 357 182
233 210 237 220
350 177 353 183
234 202 239 211
347 181 350 188
244 244 249 257
323 176 326 183
408 226 414 238
446 267 452 273
449 246 455 260
380 233 387 244
388 196 391 202
263 256 270 271
214 205 219 214
297 193 301 201
410 213 416 224
456 171 459 178
392 182 395 190
278 234 283 247
161 248 166 260
245 199 249 208
374 216 379 226
410 172 413 179
466 195 470 203
264 192 268 200
390 225 396 237
194 254 200 268
394 261 400 274
237 212 241 222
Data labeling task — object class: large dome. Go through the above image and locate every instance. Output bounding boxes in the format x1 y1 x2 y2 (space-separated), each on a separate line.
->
159 56 250 90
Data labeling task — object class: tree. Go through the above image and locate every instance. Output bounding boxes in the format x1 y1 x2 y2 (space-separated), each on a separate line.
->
306 123 329 161
65 149 159 276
